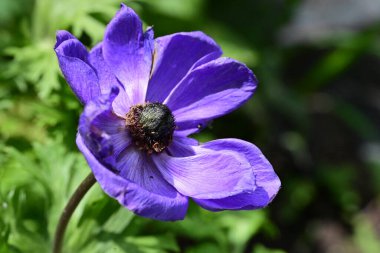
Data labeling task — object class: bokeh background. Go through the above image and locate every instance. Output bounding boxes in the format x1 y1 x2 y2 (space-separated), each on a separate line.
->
1 0 380 252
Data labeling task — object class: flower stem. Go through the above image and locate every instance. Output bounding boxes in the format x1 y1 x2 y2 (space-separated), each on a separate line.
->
53 172 96 253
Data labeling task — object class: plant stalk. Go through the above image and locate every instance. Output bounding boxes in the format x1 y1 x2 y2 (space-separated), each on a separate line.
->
53 172 96 253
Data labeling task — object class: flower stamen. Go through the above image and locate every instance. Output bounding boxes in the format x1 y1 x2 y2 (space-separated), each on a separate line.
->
126 102 175 154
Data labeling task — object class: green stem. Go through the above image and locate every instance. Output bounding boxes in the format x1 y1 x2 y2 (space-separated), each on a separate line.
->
53 172 96 253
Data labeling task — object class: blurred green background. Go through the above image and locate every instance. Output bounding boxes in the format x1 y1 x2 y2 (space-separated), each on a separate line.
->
1 0 380 252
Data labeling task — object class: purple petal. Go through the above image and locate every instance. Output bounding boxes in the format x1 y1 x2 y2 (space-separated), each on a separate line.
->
165 58 257 134
78 87 130 166
112 87 133 118
146 31 222 103
195 190 271 211
103 4 154 105
55 30 76 49
115 147 181 198
54 32 100 104
88 43 120 95
152 146 256 199
167 135 198 157
77 135 188 221
173 122 202 137
193 139 281 211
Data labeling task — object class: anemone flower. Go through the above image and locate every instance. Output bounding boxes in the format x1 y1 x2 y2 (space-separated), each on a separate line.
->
54 3 280 221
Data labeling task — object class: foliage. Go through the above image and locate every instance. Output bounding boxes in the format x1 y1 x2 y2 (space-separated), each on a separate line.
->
1 0 380 252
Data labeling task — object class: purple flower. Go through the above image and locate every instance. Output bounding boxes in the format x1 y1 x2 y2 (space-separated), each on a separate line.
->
54 4 280 221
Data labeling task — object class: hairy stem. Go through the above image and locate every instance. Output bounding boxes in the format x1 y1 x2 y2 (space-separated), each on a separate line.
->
53 172 96 253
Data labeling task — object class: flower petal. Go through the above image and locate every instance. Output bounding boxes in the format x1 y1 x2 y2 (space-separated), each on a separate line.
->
103 4 154 105
193 139 281 211
115 147 182 199
55 30 76 49
167 135 198 157
78 87 131 166
146 31 222 103
194 190 271 211
88 43 120 95
111 87 133 118
54 32 100 104
152 146 256 199
165 58 257 134
77 135 188 221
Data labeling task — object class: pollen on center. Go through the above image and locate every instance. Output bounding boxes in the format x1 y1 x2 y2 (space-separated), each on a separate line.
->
125 102 176 154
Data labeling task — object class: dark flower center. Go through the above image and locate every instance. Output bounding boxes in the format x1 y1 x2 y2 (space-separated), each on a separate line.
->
125 102 176 154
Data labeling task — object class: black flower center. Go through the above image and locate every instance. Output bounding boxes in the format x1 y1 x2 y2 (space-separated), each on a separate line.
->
125 102 176 154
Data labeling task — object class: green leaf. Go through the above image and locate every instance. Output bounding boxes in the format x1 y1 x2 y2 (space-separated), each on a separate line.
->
252 244 287 253
126 234 180 252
